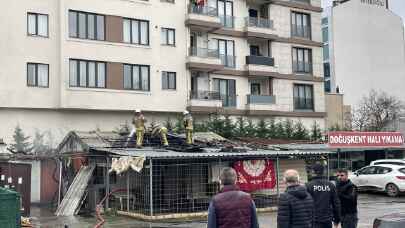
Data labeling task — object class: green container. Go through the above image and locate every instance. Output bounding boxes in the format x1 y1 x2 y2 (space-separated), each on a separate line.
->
0 188 21 228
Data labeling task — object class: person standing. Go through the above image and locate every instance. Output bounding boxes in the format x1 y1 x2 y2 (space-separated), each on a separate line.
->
132 109 146 148
306 163 341 228
277 169 314 228
183 110 193 145
336 169 358 228
207 167 259 228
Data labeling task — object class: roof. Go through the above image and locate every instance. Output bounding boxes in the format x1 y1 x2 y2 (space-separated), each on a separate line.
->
106 148 332 159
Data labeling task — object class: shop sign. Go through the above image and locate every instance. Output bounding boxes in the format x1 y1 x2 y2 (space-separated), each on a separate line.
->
328 131 404 148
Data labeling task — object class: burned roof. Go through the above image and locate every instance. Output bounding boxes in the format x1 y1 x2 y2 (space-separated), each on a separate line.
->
56 130 333 158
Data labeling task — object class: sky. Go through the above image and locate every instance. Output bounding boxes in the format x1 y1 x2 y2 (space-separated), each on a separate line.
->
322 0 405 26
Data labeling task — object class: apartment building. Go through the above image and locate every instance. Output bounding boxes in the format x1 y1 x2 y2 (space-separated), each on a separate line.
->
0 0 326 145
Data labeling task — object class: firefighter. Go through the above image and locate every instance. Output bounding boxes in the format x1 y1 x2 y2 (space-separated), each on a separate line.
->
132 109 146 148
151 125 169 147
183 110 193 145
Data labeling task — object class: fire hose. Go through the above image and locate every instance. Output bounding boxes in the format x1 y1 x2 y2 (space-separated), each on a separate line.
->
94 188 127 228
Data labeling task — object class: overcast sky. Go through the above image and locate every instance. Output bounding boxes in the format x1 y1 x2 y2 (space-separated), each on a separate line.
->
322 0 405 25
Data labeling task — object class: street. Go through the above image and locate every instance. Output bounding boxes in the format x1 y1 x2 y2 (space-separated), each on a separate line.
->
33 193 405 228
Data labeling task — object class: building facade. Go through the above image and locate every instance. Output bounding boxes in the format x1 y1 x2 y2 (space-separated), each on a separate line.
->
0 0 326 145
322 0 405 106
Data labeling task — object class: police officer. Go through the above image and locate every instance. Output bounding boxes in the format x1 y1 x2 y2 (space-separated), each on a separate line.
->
183 110 193 145
306 163 341 228
132 109 146 148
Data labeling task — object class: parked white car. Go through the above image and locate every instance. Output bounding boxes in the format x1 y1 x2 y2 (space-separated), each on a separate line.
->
370 159 405 166
350 164 405 197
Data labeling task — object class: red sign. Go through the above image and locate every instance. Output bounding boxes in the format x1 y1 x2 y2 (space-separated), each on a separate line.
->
233 160 276 192
328 131 404 148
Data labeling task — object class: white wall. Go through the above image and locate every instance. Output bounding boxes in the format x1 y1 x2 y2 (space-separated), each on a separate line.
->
332 0 405 106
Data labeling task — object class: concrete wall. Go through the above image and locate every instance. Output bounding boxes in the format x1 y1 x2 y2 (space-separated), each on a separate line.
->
331 0 405 106
325 93 344 129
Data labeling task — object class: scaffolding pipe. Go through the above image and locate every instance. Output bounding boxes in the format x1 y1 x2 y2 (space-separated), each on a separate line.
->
105 157 110 209
58 159 62 206
149 158 154 216
127 171 130 212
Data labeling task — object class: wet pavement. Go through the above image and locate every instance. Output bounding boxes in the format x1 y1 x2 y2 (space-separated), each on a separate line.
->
32 193 405 228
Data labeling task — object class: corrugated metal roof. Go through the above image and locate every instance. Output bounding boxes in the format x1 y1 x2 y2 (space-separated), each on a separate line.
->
106 148 333 159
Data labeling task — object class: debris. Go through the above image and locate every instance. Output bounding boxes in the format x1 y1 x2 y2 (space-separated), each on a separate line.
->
109 156 145 174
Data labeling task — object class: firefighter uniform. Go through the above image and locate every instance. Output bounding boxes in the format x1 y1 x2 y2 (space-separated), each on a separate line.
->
133 111 146 147
183 111 193 145
151 125 169 146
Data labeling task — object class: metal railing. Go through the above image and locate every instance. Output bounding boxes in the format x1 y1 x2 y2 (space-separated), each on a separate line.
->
247 94 276 104
189 47 219 58
190 90 221 100
292 60 312 74
246 55 274 66
291 25 311 38
188 5 218 17
291 0 311 4
246 17 274 29
219 15 234 28
293 97 314 110
221 94 237 107
219 54 236 68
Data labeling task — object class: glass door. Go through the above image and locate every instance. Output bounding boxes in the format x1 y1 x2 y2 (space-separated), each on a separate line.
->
213 79 236 107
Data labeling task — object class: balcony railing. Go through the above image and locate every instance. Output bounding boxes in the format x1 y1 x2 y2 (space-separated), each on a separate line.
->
247 95 276 104
219 15 235 28
292 60 312 74
293 97 314 110
188 5 218 17
246 55 274 66
219 54 236 68
221 94 237 107
291 25 311 39
291 0 311 4
245 17 274 29
189 47 219 58
190 90 221 100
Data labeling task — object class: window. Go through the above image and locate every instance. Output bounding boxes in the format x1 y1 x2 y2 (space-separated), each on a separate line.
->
399 168 405 174
358 166 378 175
217 39 235 68
324 63 330 78
322 27 328 42
291 12 311 39
292 47 312 73
161 28 175 46
69 10 105 40
123 64 150 91
251 83 261 95
162 72 176 90
376 167 392 174
218 0 234 28
293 84 313 110
250 45 260 56
123 18 149 45
27 63 49 87
27 13 48 37
69 59 106 88
213 78 236 107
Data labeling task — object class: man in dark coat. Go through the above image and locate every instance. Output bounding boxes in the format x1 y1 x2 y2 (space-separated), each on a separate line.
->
277 169 314 228
207 167 259 228
306 163 341 228
336 169 358 228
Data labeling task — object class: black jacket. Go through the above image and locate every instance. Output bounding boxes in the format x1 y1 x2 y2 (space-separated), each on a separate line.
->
306 176 341 224
336 180 358 216
277 185 314 228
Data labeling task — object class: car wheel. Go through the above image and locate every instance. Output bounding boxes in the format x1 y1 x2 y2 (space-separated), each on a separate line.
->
386 183 399 197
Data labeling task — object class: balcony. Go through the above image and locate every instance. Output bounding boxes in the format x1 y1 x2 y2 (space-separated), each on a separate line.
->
293 97 314 111
245 55 276 74
247 94 276 104
291 0 311 4
219 55 236 68
245 17 276 39
219 15 235 29
185 5 222 31
186 47 224 72
188 90 223 108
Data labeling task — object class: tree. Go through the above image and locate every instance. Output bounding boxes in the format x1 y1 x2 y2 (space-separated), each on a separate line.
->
32 130 50 155
274 120 285 139
267 118 277 139
245 119 256 137
352 90 403 131
9 125 32 154
164 117 174 131
256 119 268 138
283 119 294 139
310 121 323 141
222 115 234 138
235 117 246 137
293 121 309 140
173 116 185 134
